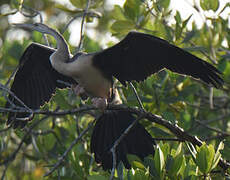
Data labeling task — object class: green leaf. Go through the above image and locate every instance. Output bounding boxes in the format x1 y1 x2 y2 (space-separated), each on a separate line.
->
160 142 170 160
182 15 193 29
127 154 143 169
52 89 72 109
10 0 23 9
169 153 184 176
111 5 126 21
130 169 150 180
211 141 224 170
167 143 184 176
200 0 219 11
157 0 170 9
43 133 56 150
175 11 182 24
175 143 182 156
154 146 165 177
124 0 141 21
182 30 196 43
111 20 135 34
132 161 146 170
218 59 227 73
83 35 101 52
196 143 215 174
144 157 156 177
162 111 175 123
175 11 182 40
55 4 82 14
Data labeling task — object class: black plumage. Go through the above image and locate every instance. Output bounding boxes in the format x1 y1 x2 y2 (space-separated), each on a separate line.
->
6 43 75 128
91 110 155 170
93 31 223 88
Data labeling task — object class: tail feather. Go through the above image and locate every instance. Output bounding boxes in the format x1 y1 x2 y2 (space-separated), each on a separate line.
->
90 110 155 170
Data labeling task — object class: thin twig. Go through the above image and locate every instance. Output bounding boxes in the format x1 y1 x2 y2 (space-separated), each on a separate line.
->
109 115 144 180
20 4 49 46
129 82 145 110
4 66 19 88
195 120 230 136
110 148 116 180
0 105 95 115
1 164 9 180
61 10 101 34
153 137 184 142
43 118 95 177
76 0 91 52
204 134 230 141
0 83 33 114
209 87 214 109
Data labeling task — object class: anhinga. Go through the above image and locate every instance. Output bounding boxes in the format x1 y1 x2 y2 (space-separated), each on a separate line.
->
6 23 223 170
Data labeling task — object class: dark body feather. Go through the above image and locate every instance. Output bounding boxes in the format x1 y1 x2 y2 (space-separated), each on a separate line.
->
6 43 75 128
93 31 223 88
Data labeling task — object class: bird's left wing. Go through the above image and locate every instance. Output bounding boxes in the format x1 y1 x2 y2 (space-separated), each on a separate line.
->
93 31 223 88
6 43 75 128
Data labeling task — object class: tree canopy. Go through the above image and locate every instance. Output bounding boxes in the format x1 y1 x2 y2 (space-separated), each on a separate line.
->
0 0 230 179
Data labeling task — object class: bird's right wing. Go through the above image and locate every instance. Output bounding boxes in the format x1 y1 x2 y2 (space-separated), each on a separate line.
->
6 43 75 128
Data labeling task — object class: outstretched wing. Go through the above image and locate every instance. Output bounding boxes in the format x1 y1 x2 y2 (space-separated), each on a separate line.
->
93 31 223 87
6 43 75 128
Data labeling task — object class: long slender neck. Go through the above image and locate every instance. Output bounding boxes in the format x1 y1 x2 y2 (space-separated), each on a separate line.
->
48 28 71 76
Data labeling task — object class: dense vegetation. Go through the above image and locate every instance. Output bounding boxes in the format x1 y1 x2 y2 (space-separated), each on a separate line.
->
0 0 230 179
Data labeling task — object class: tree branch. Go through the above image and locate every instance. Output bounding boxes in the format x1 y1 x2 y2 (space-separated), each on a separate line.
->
76 0 91 52
107 104 230 171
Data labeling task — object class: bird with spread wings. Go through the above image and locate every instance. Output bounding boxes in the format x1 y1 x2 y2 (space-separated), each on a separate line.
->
6 23 223 170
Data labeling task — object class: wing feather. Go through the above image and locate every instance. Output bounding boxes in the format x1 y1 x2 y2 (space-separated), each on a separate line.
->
6 43 75 128
93 31 223 87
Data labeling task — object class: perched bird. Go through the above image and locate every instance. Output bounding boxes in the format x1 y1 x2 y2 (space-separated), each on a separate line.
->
6 23 223 170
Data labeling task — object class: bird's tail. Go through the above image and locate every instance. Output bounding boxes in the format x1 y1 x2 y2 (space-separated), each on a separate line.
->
90 110 155 170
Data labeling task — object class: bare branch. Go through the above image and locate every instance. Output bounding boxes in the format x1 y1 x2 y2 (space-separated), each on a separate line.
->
1 164 9 180
20 4 49 45
0 83 33 114
209 87 214 109
110 115 144 180
76 0 91 52
129 82 145 110
61 10 101 34
107 104 230 171
153 137 184 142
195 120 230 137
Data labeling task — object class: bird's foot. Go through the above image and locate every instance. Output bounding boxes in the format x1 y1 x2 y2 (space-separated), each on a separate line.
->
92 97 108 111
71 84 88 100
72 84 85 96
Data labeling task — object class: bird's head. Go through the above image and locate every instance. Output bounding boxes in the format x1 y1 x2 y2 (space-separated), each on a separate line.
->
12 23 53 35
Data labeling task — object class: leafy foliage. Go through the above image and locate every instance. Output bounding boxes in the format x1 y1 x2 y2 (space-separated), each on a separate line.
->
0 0 230 179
